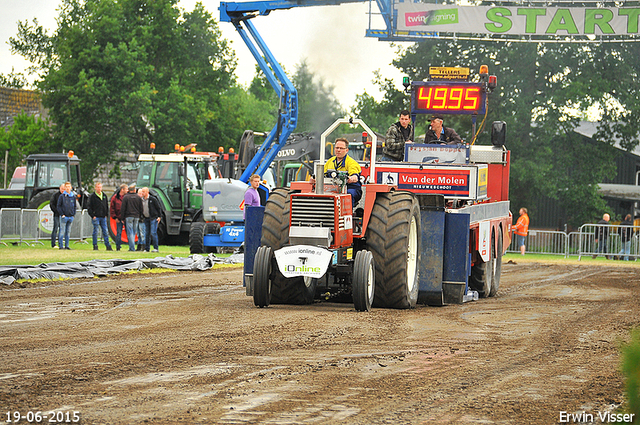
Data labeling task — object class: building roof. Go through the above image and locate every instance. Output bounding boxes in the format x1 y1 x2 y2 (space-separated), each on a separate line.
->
574 121 640 157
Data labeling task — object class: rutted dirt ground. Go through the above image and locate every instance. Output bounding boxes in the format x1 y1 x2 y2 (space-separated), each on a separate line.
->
1 260 639 424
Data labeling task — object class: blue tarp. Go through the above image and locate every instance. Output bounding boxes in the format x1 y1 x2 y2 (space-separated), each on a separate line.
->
0 253 244 285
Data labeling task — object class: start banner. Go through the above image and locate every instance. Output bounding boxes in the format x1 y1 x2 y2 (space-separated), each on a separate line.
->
396 4 640 37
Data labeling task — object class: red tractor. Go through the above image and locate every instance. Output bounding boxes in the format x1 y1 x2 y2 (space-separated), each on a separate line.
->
249 67 511 311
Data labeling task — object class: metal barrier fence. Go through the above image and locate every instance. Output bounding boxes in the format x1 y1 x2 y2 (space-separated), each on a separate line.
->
0 208 94 246
507 224 640 260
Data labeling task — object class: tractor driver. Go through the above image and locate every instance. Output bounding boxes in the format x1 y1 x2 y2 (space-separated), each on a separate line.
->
425 113 462 144
311 138 362 208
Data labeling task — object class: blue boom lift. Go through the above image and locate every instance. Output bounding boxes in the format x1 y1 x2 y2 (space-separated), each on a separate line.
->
192 0 386 252
191 0 421 252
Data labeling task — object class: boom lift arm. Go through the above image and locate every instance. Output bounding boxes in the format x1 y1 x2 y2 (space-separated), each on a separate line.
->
219 0 391 182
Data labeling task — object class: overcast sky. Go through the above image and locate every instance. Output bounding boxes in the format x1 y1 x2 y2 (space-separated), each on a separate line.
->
0 0 408 108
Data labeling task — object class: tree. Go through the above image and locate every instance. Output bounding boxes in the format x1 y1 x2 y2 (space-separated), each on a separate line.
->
8 0 253 179
364 39 632 226
0 113 52 184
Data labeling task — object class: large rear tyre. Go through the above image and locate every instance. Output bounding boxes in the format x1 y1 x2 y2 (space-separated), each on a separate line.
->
489 228 503 297
372 191 420 309
27 189 59 210
189 222 206 254
352 250 375 312
253 246 273 308
260 188 315 305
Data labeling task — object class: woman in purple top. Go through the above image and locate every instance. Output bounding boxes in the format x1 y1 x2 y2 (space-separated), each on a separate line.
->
244 174 262 219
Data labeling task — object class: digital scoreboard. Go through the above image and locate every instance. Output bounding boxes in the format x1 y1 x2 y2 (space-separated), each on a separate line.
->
411 81 486 115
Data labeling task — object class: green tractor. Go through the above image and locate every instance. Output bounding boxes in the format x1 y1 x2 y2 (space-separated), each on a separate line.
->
0 152 88 211
114 149 221 244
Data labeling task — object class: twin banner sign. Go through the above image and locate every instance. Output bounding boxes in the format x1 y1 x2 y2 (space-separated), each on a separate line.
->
396 4 640 38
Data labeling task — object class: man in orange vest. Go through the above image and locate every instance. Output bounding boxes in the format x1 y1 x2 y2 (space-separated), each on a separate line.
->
514 207 529 255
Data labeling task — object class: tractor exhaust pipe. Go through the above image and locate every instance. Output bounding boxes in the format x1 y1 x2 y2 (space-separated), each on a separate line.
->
315 162 324 194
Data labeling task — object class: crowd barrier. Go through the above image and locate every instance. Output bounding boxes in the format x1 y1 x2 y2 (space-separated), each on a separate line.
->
0 208 94 246
2 209 638 261
507 224 640 260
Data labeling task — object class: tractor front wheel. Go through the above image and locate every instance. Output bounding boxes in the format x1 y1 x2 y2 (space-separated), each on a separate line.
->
253 246 273 308
352 250 375 312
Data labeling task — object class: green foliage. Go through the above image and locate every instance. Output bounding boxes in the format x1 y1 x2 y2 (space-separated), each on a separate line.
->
8 0 247 179
0 113 51 183
0 72 28 89
621 327 640 422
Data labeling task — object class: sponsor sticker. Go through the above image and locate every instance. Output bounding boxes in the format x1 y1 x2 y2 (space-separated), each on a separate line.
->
275 245 333 278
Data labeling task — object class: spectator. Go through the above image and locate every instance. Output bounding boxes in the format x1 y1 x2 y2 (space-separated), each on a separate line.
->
243 174 262 219
110 184 128 251
382 110 414 161
50 184 65 248
593 213 611 259
120 184 143 252
139 187 162 252
617 214 634 261
88 182 113 251
136 187 146 251
513 207 529 255
56 181 76 250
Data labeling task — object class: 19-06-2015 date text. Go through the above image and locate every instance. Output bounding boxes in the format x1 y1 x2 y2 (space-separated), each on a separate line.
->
5 411 80 423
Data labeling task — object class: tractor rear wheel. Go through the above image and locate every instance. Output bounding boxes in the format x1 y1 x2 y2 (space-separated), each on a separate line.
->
189 222 206 254
370 191 420 309
489 227 503 297
27 189 58 210
260 188 315 305
470 234 494 298
352 250 375 312
253 246 273 308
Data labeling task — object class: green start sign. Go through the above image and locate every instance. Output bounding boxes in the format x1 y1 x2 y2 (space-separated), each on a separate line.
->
396 4 640 38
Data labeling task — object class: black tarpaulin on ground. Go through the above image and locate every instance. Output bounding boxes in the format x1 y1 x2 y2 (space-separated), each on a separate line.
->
0 253 244 285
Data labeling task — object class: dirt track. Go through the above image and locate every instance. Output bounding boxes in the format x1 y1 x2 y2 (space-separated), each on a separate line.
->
1 260 639 424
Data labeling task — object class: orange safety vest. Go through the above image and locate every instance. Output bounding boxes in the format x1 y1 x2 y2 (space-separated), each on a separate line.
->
514 213 529 236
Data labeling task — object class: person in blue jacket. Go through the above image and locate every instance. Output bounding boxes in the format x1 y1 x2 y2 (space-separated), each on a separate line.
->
56 181 77 250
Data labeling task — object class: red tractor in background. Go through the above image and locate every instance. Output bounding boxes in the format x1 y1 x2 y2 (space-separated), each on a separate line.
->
247 66 511 311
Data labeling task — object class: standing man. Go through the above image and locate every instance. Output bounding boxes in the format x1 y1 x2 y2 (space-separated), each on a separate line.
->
50 183 65 248
243 174 262 219
120 184 143 252
593 213 611 259
139 187 162 252
513 207 529 256
136 187 147 251
88 182 113 251
110 184 128 251
56 181 77 250
382 110 414 161
617 214 634 261
425 114 462 144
